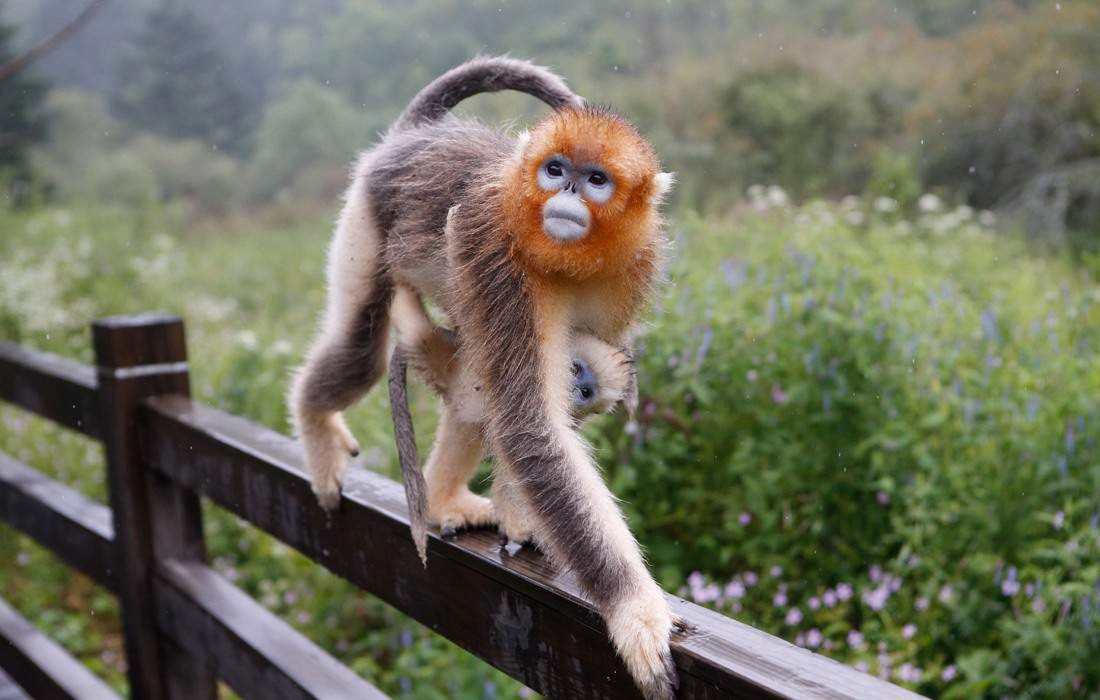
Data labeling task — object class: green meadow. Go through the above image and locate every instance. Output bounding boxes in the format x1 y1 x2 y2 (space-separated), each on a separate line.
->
2 192 1098 698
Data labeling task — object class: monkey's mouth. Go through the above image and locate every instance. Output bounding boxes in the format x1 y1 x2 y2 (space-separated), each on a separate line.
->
543 210 590 242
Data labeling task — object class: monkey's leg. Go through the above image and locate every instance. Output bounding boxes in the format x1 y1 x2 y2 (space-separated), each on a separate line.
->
290 174 392 511
422 405 495 536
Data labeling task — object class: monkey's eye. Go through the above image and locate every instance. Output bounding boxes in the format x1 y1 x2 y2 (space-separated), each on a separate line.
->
579 387 594 400
545 161 565 178
588 172 608 186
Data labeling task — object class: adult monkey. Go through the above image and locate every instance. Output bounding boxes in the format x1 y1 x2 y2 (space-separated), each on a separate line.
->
290 57 679 698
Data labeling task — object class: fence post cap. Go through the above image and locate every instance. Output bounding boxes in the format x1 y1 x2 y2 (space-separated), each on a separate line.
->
93 313 187 370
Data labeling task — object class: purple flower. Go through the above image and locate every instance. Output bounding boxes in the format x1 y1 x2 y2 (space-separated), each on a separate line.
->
807 596 821 611
771 384 788 404
725 579 747 599
876 490 891 505
836 582 854 601
738 512 753 526
1001 579 1021 597
864 586 890 611
897 663 921 683
941 664 958 682
774 591 789 607
823 589 838 607
938 584 954 603
901 623 917 640
1053 511 1065 530
805 628 822 648
744 571 759 587
785 607 803 625
847 629 865 649
870 565 883 582
770 565 784 578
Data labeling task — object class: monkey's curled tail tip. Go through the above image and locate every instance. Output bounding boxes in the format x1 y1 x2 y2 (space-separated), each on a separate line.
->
393 55 582 133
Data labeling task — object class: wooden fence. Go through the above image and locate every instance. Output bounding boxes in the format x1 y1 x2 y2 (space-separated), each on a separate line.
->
0 314 924 699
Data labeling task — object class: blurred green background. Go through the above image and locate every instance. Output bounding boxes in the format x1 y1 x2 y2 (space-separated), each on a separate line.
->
1 1 1098 698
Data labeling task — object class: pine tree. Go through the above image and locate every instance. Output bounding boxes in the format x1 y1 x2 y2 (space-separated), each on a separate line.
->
111 1 254 154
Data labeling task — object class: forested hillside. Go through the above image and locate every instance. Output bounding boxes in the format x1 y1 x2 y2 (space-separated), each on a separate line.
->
10 0 1099 242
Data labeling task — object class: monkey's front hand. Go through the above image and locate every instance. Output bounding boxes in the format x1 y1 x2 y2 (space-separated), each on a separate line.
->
606 583 680 700
302 413 361 511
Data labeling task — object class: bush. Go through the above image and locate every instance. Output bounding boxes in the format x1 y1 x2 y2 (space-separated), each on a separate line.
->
592 193 1100 697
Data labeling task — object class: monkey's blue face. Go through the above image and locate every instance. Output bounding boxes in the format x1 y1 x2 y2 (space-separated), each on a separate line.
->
571 359 598 407
538 155 616 242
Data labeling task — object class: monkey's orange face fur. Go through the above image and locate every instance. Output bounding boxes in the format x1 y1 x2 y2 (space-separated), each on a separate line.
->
501 107 666 280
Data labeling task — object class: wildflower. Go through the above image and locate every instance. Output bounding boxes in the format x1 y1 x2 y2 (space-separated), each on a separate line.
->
746 370 758 383
805 628 822 648
785 607 803 625
847 629 865 649
774 591 789 607
870 565 883 582
1053 511 1065 530
771 384 788 404
807 596 821 611
836 582 854 601
915 597 930 611
743 571 759 587
917 193 943 213
864 586 890 611
938 584 954 603
876 490 891 505
770 565 784 578
897 663 921 683
901 623 917 640
941 664 958 682
725 579 746 599
738 512 752 526
855 661 869 674
1001 579 1021 597
823 589 838 608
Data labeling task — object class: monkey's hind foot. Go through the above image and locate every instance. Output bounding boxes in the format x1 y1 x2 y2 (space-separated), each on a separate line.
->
606 587 679 700
303 414 361 512
429 488 496 536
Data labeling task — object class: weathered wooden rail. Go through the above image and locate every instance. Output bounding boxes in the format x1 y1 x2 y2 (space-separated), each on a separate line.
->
0 314 924 699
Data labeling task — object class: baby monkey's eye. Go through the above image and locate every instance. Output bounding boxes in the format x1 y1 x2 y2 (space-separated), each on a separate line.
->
546 161 564 178
588 172 608 186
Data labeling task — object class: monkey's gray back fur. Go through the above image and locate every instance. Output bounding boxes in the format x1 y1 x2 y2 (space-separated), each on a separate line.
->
392 56 584 133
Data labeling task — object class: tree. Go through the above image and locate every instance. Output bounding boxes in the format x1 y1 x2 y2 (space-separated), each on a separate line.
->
111 1 255 155
0 17 48 185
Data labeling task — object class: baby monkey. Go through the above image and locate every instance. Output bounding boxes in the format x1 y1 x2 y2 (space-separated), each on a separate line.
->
387 283 636 562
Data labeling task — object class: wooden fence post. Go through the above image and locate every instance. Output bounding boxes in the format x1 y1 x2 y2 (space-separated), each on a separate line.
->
93 314 215 700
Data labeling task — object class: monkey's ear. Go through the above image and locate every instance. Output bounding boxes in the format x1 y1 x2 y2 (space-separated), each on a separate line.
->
653 172 675 202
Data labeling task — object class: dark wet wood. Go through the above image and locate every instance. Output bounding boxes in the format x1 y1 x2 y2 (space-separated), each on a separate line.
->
0 342 101 439
92 315 215 700
0 451 116 591
153 559 387 700
0 597 121 700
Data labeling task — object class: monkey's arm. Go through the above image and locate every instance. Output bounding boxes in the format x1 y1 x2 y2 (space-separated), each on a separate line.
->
448 228 677 700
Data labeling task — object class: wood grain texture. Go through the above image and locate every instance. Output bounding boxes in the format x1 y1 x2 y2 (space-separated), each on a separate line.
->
0 342 101 439
153 559 388 700
92 315 215 700
0 451 116 590
0 597 121 700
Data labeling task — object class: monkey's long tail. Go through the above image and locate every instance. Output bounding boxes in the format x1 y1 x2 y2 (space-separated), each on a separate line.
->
388 347 430 566
392 56 584 133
